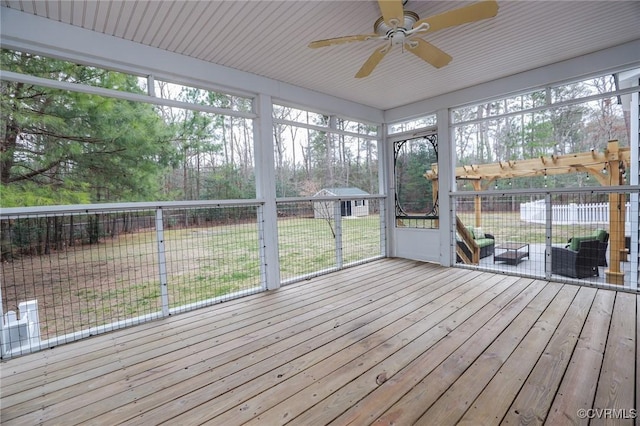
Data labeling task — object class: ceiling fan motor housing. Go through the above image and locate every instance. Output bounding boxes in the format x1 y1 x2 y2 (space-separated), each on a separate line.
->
373 10 419 36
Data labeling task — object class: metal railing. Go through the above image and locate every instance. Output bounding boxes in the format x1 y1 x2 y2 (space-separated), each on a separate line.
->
0 196 386 358
0 200 265 358
451 186 640 292
276 195 386 283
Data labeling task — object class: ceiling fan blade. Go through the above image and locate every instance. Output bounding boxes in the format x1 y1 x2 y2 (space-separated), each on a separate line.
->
355 45 390 78
309 34 379 48
413 0 498 34
405 38 452 68
378 0 404 27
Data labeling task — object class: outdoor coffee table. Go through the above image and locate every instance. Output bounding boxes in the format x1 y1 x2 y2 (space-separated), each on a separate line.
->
494 242 530 265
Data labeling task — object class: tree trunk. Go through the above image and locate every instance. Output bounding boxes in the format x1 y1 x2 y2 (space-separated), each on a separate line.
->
34 218 42 255
1 81 23 184
54 216 64 251
1 220 13 261
196 153 201 199
88 215 100 245
110 215 119 238
68 215 75 247
183 152 189 200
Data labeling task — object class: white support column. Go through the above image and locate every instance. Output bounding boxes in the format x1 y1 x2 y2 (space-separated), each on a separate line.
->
437 108 454 266
378 124 388 257
328 114 344 267
254 94 281 290
630 91 639 290
155 208 170 316
381 124 396 257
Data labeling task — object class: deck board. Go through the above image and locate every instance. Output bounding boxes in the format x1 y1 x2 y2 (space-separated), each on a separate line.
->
545 290 615 424
458 284 579 425
1 259 638 425
373 279 549 425
501 285 598 425
296 273 521 426
413 282 562 425
592 292 636 426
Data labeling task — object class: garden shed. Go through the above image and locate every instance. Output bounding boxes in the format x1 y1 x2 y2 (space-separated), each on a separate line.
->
313 187 370 218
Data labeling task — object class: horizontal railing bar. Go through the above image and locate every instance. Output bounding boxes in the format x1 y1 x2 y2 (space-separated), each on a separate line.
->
396 215 439 220
451 85 640 127
1 195 393 217
272 117 379 141
454 263 640 295
276 195 386 203
168 286 264 315
281 266 341 286
450 185 640 198
280 255 386 287
0 199 265 218
0 70 258 119
386 125 438 142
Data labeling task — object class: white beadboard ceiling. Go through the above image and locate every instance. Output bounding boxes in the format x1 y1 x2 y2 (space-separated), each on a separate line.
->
2 1 640 111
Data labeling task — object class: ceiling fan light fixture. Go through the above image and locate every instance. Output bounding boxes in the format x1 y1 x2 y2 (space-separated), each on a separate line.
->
308 0 499 78
374 10 419 35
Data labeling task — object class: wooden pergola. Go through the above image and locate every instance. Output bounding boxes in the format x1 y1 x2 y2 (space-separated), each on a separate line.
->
425 140 631 285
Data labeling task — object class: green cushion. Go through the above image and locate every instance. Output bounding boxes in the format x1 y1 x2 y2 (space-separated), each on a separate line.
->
593 229 607 242
569 236 595 251
475 238 494 248
465 226 475 239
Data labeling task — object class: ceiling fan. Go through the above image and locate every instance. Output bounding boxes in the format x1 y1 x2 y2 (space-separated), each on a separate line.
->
308 0 499 78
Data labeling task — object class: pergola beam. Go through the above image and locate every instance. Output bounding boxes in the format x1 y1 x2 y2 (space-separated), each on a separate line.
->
425 146 631 182
426 141 630 285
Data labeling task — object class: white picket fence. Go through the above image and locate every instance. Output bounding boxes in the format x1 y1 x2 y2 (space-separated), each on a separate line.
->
521 200 632 231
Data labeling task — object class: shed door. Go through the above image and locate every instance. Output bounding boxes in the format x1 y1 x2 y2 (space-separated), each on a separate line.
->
341 201 351 216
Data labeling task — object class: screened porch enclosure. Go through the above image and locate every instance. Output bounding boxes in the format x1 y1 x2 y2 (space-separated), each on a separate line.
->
1 3 640 425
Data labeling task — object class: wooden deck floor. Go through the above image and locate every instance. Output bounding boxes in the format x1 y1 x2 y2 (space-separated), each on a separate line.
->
1 258 638 425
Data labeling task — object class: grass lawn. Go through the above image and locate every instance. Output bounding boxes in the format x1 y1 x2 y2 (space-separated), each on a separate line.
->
278 215 382 279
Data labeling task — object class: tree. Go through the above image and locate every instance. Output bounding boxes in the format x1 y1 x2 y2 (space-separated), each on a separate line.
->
0 49 177 205
395 139 437 214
